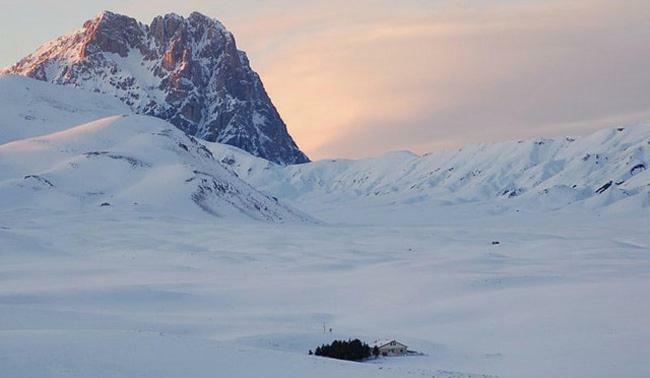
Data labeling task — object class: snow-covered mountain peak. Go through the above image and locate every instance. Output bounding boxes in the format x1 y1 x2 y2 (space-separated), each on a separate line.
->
3 11 309 165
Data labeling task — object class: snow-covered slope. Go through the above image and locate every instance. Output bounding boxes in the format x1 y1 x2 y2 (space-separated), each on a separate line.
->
0 114 310 221
208 126 650 221
2 11 309 165
0 114 311 221
0 75 309 222
0 74 129 144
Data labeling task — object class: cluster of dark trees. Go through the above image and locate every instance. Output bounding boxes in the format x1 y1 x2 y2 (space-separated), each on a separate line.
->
309 339 378 361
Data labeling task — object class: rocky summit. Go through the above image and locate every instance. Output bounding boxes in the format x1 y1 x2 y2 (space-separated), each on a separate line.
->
2 11 309 165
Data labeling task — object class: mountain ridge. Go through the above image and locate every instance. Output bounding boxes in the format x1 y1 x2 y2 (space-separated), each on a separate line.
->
206 123 650 220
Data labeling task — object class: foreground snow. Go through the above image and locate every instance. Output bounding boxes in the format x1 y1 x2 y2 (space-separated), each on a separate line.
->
1 210 649 377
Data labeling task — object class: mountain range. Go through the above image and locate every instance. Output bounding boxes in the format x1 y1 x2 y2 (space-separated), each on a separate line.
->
1 74 648 223
207 123 650 222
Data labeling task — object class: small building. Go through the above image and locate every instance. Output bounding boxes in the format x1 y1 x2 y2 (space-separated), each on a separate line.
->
372 339 408 356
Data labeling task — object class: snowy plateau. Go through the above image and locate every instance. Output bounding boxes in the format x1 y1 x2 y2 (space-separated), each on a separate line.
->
0 73 649 378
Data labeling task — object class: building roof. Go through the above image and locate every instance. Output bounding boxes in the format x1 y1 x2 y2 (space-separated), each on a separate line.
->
371 339 408 348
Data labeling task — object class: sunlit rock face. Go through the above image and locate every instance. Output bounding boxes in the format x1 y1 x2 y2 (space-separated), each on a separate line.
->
3 11 309 165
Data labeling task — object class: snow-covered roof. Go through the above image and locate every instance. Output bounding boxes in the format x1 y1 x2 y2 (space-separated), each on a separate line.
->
371 339 408 348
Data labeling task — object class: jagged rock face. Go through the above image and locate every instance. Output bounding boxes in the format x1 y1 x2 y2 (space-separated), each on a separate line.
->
2 11 309 165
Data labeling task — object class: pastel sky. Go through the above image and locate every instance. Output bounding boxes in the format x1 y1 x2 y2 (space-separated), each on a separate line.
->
1 0 649 159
